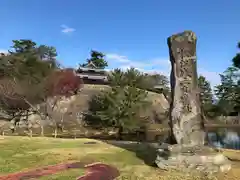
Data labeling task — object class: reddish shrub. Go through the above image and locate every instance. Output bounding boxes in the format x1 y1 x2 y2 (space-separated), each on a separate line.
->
45 68 83 97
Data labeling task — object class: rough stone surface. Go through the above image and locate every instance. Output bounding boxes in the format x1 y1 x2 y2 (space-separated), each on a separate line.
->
155 143 231 174
168 30 205 145
155 31 231 174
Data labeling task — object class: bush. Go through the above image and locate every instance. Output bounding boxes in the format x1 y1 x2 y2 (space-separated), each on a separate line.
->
45 68 84 97
86 85 149 138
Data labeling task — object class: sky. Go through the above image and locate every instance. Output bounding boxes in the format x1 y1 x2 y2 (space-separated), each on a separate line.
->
0 0 239 88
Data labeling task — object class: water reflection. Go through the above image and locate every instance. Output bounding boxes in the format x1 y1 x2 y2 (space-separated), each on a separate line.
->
207 129 240 150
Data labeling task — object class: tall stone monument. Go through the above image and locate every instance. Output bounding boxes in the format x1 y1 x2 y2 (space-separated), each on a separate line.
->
155 31 231 173
168 31 205 145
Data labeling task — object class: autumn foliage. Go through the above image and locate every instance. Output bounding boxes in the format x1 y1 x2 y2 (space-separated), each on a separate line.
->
0 68 84 116
45 68 84 97
0 40 84 116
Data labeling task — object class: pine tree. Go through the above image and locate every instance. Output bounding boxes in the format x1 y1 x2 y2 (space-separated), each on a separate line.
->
198 75 214 117
232 42 240 69
80 50 108 69
215 67 240 116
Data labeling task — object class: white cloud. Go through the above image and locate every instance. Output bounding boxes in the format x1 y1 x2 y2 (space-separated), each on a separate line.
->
106 54 130 63
198 68 221 88
61 24 76 34
0 49 8 54
106 52 221 87
0 49 9 56
152 58 171 67
106 53 170 77
106 53 170 72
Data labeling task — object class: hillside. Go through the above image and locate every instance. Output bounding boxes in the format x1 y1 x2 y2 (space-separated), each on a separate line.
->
0 84 170 138
76 84 169 118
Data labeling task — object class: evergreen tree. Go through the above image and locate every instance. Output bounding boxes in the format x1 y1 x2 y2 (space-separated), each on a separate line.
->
198 75 214 116
87 86 148 139
80 50 108 69
215 67 240 116
232 42 240 69
0 39 62 127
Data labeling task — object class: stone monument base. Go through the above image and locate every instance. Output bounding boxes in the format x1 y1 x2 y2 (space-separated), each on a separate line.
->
155 143 231 174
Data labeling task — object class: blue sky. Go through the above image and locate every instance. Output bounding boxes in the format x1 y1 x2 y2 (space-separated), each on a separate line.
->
0 0 239 87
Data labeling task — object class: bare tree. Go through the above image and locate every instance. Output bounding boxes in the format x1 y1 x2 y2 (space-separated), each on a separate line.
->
0 68 83 137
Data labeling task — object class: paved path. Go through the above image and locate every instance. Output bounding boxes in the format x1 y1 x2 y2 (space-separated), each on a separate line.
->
0 162 119 180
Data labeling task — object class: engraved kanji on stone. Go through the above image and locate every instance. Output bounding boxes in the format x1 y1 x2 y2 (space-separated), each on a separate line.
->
179 66 193 77
179 81 191 92
168 31 205 145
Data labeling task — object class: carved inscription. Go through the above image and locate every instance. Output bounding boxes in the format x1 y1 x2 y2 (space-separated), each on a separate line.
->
177 47 197 114
168 31 205 145
179 81 191 92
183 117 202 140
180 93 191 113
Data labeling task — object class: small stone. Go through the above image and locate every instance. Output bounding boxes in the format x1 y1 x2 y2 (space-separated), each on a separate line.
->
196 166 205 171
213 154 227 165
188 163 196 169
206 166 219 173
157 148 165 153
200 155 207 163
159 143 170 150
220 164 231 172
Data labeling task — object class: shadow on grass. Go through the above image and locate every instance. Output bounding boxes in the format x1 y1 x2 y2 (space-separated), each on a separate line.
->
102 140 159 167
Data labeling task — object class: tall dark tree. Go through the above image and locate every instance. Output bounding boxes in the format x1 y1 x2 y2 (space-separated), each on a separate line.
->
232 42 240 69
80 50 108 69
87 85 148 139
10 39 37 54
215 67 240 116
0 39 60 130
88 67 153 138
38 45 57 61
232 42 240 115
0 40 59 80
198 75 214 117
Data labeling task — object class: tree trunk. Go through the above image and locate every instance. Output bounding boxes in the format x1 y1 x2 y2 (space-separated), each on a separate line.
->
40 125 44 136
29 129 33 138
238 113 240 124
54 128 57 138
74 131 76 139
168 119 177 144
118 126 123 140
60 114 64 132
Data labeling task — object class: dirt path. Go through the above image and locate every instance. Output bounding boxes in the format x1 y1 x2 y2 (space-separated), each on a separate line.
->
0 162 119 180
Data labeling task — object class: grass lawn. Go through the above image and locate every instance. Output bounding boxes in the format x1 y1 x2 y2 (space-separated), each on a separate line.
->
0 137 240 180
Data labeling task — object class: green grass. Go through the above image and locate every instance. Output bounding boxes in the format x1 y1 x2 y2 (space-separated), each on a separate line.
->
0 137 240 179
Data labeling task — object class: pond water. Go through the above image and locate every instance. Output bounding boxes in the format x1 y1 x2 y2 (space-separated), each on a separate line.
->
207 129 240 150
